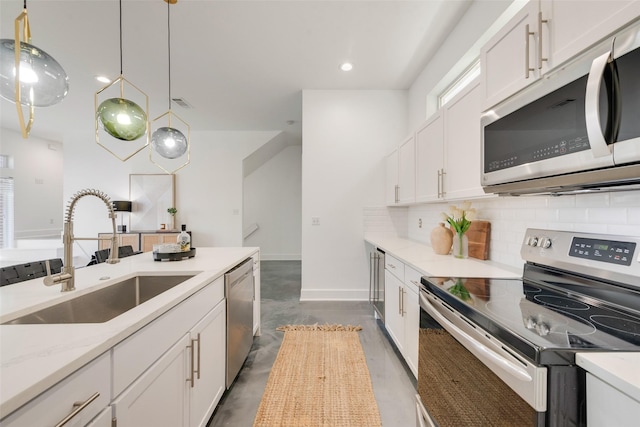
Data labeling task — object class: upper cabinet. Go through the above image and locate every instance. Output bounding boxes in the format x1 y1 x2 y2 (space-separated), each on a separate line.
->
385 149 399 205
415 111 444 203
397 135 416 204
481 0 640 109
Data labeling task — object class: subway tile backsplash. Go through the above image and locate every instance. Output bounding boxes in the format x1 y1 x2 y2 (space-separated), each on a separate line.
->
365 190 640 270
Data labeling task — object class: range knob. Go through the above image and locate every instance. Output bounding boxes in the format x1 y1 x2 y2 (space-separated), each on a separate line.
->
536 322 551 336
540 238 552 249
528 236 539 247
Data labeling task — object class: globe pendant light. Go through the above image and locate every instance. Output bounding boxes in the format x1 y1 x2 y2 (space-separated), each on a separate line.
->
95 0 149 161
150 0 190 174
0 1 69 138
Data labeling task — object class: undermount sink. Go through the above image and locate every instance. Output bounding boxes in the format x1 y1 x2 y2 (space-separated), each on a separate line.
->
2 275 195 325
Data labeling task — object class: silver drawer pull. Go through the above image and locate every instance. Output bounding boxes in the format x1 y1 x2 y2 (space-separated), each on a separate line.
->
54 392 100 427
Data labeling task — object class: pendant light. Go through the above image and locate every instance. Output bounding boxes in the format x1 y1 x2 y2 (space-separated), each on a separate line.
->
150 0 190 174
95 0 149 161
0 0 69 138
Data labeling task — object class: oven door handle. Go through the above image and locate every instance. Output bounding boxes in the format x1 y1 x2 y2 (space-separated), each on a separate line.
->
420 292 532 382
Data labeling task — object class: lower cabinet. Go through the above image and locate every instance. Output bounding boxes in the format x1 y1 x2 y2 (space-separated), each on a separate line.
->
586 373 640 427
384 261 419 378
252 255 261 336
0 352 111 427
112 335 191 427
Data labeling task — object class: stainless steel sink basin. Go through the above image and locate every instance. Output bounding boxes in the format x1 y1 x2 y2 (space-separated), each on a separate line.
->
2 275 195 325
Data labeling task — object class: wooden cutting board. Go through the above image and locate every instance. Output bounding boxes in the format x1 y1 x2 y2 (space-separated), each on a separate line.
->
467 220 491 260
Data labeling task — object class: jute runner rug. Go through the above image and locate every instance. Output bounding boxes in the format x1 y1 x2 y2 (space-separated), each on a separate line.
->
253 324 383 427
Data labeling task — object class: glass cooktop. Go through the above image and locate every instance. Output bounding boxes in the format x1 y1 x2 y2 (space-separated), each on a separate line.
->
421 270 640 364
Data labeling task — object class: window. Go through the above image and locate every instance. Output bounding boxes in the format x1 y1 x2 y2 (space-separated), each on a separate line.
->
0 177 14 248
438 59 481 108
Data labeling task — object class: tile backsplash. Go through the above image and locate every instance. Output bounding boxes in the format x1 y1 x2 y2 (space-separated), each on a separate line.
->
365 190 640 270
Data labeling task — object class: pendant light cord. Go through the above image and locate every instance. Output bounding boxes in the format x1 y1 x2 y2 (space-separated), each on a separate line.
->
167 0 172 111
119 0 123 76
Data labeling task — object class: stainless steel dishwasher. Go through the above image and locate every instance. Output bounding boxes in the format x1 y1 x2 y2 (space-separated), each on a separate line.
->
225 258 254 388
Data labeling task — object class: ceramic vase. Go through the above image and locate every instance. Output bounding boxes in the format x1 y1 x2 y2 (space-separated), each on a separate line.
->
430 223 453 255
452 231 469 259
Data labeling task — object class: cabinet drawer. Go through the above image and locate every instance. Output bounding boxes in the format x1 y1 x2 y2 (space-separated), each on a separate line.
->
385 254 405 281
1 353 110 427
404 266 422 293
112 277 224 397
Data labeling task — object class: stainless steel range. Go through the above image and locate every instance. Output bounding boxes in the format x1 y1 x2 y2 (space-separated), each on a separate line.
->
417 228 640 427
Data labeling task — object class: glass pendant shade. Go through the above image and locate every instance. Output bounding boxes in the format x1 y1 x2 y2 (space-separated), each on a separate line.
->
0 39 69 107
97 97 148 141
151 126 188 159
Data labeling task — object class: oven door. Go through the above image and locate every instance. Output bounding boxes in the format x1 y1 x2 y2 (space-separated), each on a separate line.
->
418 289 546 426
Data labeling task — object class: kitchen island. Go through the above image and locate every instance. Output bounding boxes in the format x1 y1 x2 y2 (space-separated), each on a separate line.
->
0 247 259 426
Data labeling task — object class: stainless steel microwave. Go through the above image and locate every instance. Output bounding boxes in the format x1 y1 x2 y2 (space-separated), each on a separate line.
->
481 19 640 196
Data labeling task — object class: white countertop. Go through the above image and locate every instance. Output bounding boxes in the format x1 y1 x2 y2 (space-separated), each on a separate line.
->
0 247 258 417
577 353 640 402
364 233 522 279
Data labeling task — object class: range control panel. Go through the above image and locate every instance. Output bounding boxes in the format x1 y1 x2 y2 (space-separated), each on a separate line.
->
569 237 636 266
521 229 640 286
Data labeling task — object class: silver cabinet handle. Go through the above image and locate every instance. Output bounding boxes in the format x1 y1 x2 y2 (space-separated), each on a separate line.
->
537 11 548 69
387 263 396 269
525 24 535 78
194 333 201 380
401 287 406 316
398 286 403 316
54 392 100 427
187 338 196 388
437 169 446 198
394 184 399 203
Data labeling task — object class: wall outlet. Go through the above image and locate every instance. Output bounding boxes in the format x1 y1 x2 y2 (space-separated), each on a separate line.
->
418 218 422 228
311 217 320 226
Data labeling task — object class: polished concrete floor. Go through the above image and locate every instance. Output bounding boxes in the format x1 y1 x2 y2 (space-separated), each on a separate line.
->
208 261 417 427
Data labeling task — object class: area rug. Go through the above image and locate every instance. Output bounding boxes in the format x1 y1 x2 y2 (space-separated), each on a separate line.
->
253 324 383 427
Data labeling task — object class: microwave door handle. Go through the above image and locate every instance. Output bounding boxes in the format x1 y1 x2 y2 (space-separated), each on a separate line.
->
585 50 613 158
420 292 532 382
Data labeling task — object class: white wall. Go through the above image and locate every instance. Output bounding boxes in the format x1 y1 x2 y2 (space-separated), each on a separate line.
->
62 129 276 265
244 144 302 260
301 90 407 300
0 128 63 241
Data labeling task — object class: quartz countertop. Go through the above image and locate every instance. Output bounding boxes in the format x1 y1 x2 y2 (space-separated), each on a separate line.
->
0 247 258 417
577 353 640 403
364 233 522 279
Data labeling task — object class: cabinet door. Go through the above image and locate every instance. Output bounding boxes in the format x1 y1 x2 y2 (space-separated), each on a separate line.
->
141 233 179 252
403 281 420 380
190 301 226 427
481 2 539 109
397 135 416 204
541 0 640 73
415 112 444 203
384 270 404 353
87 407 113 427
385 149 399 205
112 334 190 427
586 373 640 427
120 234 140 251
443 78 485 200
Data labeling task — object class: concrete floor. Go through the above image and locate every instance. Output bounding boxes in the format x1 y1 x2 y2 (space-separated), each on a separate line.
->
208 260 417 427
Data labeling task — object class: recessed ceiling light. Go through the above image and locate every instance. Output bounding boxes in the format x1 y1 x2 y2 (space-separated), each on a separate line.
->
95 75 111 84
340 62 353 72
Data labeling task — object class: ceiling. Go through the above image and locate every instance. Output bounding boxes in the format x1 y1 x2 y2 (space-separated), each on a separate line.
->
0 0 474 143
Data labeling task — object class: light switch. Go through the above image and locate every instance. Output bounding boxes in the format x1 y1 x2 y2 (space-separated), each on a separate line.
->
311 217 320 226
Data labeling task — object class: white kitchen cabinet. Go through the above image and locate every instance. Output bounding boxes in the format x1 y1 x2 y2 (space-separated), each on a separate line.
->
385 149 399 205
383 255 419 379
442 78 485 201
481 2 540 109
539 0 640 75
397 135 416 204
189 301 226 427
0 353 110 427
415 111 444 203
112 334 191 427
586 373 640 427
252 254 261 336
482 0 640 110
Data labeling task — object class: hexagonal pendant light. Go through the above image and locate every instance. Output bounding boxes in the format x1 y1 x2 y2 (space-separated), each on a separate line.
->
95 0 149 162
150 0 190 174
